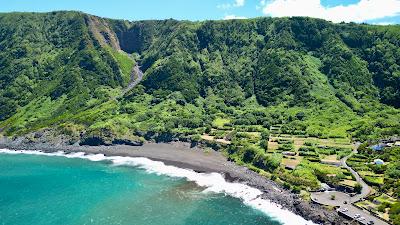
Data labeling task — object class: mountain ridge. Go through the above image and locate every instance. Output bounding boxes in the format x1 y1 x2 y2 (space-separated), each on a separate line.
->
0 11 399 143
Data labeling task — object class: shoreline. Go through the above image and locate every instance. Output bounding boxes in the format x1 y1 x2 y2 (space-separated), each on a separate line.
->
0 140 350 225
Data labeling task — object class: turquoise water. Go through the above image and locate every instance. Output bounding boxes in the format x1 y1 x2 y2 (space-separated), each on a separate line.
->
0 153 282 225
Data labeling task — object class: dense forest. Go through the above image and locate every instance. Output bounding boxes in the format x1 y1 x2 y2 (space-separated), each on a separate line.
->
0 11 399 142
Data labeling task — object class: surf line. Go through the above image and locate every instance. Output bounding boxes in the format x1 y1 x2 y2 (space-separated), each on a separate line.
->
0 149 317 225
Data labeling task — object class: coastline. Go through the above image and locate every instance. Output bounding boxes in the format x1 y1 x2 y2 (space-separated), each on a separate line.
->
0 139 350 225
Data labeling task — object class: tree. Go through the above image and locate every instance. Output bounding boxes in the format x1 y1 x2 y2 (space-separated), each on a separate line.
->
242 146 258 163
252 153 281 172
354 183 362 194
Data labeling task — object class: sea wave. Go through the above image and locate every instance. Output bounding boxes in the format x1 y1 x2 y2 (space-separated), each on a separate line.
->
0 149 317 225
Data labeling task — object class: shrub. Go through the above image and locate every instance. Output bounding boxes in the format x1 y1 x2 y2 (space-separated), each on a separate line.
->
354 183 362 194
252 153 282 173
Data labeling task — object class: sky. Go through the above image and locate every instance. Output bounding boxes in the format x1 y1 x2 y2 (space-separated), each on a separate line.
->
0 0 399 24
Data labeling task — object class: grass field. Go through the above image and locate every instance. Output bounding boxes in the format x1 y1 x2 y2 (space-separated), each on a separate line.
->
212 117 230 129
282 156 302 169
339 179 358 187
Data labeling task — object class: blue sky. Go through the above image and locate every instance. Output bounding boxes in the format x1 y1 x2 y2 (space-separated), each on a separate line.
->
1 0 399 24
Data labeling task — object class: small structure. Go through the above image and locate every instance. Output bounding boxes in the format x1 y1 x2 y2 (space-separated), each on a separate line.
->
282 151 296 156
380 137 400 143
395 141 400 147
373 159 384 165
371 144 384 151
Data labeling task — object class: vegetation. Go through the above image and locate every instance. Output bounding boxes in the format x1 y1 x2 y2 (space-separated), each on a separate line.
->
347 147 400 199
390 202 400 225
0 12 400 204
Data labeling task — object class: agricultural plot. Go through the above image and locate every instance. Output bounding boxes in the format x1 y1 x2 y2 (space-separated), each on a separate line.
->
360 172 385 186
282 156 302 170
268 129 353 172
339 179 358 188
355 194 397 221
348 155 386 186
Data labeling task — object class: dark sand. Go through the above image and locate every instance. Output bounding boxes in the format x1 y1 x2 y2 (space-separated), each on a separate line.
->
71 143 232 173
0 139 350 225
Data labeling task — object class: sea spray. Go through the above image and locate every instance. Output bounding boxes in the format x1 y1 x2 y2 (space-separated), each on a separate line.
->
0 149 317 225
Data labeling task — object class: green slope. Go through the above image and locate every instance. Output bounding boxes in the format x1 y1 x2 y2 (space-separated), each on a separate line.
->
0 12 399 143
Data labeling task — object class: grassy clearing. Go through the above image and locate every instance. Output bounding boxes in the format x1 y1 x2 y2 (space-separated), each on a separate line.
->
106 47 135 86
267 140 279 152
282 156 302 169
376 194 397 204
212 117 230 129
339 179 358 187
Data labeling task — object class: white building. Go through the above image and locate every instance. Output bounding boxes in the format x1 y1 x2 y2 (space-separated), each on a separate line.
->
373 159 384 165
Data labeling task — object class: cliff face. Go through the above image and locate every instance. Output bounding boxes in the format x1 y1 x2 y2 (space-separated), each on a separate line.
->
86 15 121 51
0 11 399 142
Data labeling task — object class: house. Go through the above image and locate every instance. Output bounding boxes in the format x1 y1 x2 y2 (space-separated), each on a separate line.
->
381 137 400 143
373 159 384 165
371 144 384 151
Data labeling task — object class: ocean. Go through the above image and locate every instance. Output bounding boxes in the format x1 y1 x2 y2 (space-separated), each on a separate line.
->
0 149 316 225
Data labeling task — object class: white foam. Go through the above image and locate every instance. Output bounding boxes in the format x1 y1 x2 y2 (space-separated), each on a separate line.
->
0 149 318 225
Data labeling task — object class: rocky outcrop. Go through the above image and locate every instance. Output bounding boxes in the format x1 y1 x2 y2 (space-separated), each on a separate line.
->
112 138 143 146
0 127 144 148
86 15 121 50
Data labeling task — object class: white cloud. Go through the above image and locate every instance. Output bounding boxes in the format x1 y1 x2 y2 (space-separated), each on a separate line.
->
234 0 245 7
256 0 267 10
218 0 246 9
224 14 248 20
262 0 400 23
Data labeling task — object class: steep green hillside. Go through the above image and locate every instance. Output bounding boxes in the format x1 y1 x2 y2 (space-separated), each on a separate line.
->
0 11 399 145
0 12 127 129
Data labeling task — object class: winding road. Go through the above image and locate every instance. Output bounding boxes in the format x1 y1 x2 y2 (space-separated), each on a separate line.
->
310 143 389 225
312 142 370 205
340 142 371 202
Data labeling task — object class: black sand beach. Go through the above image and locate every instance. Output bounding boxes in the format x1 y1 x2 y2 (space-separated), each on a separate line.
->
0 139 351 225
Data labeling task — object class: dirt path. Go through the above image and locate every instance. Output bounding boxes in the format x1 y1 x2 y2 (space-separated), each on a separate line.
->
121 64 143 96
